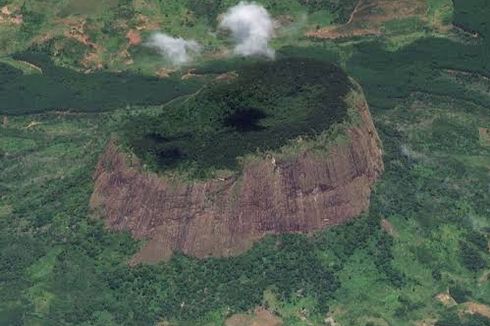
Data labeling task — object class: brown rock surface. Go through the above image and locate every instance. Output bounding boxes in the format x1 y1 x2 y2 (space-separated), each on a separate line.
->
90 91 383 264
225 308 283 326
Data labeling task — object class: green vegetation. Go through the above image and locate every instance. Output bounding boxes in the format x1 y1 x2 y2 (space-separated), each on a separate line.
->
427 0 454 26
0 0 489 325
0 52 202 115
123 58 351 176
0 0 358 72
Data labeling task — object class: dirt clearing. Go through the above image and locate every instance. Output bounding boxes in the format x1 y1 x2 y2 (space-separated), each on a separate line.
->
461 302 490 319
225 308 283 326
307 0 427 39
479 128 490 147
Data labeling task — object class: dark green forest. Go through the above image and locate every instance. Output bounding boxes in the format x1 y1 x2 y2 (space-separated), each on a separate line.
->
0 52 201 115
123 58 352 176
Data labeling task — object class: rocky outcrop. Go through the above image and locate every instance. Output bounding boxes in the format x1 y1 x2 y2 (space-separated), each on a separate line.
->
90 90 383 264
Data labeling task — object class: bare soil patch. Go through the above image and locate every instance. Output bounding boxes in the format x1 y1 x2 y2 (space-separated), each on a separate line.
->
381 218 398 237
126 30 142 46
461 302 490 319
0 5 23 25
216 71 239 81
307 0 426 39
225 308 283 326
435 292 457 307
479 270 490 284
155 67 176 79
0 204 13 218
415 319 437 326
479 128 490 147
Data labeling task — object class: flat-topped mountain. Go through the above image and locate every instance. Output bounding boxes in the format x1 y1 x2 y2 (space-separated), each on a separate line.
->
90 58 384 263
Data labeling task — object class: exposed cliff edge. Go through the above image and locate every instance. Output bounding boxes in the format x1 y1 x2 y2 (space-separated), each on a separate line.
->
90 86 383 264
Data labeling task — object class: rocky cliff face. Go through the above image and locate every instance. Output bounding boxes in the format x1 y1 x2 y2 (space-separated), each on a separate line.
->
90 90 383 264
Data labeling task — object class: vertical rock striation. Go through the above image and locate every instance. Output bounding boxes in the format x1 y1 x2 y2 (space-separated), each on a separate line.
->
90 90 383 264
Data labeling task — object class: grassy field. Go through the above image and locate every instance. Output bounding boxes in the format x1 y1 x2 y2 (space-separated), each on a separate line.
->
0 0 489 325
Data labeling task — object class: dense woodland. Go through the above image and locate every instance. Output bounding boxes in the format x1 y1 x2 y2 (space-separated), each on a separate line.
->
0 0 489 325
124 58 351 175
0 52 201 115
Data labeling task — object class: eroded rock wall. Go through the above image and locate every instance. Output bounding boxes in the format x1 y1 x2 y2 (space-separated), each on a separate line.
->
90 92 383 264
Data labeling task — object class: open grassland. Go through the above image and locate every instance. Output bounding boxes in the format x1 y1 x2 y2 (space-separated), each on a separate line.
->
0 1 489 325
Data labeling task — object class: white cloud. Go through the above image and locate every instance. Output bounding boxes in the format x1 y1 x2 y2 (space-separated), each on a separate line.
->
146 33 201 65
219 2 275 58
